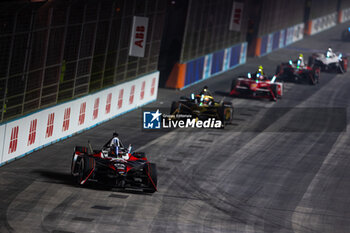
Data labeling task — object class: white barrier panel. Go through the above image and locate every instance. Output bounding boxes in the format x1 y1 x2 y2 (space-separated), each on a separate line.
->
0 124 5 164
292 23 304 42
1 71 159 165
340 8 350 23
310 12 337 35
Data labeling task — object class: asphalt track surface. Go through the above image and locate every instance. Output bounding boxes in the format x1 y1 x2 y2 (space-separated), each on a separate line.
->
2 24 350 233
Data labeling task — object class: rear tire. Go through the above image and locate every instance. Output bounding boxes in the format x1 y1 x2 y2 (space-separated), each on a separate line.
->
340 58 348 73
170 101 179 115
308 56 315 67
270 85 278 101
275 65 281 75
230 79 237 92
144 163 157 193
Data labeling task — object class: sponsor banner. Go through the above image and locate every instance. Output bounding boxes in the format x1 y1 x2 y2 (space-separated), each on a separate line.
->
239 42 247 64
203 54 212 79
229 2 244 31
129 16 149 57
257 22 304 56
1 71 159 166
285 26 294 45
181 42 247 89
292 23 304 42
266 33 273 54
340 8 350 23
279 29 285 48
223 47 231 71
310 12 337 35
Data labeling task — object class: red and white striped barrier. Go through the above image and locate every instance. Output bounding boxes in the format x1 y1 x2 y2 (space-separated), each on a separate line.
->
0 71 159 165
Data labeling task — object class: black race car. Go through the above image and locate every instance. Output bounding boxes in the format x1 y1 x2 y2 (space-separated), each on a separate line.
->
71 137 157 193
170 90 233 126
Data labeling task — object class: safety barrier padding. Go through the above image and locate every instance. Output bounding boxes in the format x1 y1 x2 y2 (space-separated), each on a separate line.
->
166 42 247 89
306 12 337 35
256 22 304 57
0 71 159 166
339 8 350 23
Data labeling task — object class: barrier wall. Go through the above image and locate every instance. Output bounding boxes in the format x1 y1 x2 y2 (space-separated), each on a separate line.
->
0 71 159 166
339 8 350 23
306 12 337 35
166 42 247 89
256 22 304 57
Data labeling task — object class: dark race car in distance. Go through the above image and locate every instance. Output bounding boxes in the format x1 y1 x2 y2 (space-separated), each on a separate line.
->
230 72 283 101
275 59 320 85
170 90 234 126
71 137 157 193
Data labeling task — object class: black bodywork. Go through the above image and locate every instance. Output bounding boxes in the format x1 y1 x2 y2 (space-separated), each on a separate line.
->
170 96 234 125
71 139 157 193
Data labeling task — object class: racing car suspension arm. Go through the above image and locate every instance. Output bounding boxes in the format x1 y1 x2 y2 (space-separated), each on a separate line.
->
146 163 157 191
80 167 94 185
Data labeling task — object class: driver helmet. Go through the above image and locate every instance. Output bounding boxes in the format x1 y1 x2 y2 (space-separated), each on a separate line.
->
326 47 333 58
257 65 264 77
113 132 118 137
298 53 303 60
200 86 211 96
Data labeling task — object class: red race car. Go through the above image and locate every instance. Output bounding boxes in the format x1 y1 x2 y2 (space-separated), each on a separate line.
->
276 55 320 85
71 137 157 193
230 72 283 101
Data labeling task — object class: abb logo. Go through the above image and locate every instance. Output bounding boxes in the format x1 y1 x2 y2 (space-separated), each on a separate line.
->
129 16 148 57
106 93 112 114
46 113 55 138
93 98 100 120
151 78 156 96
233 8 242 25
140 81 145 100
62 108 71 132
118 89 124 109
129 85 135 104
79 102 86 125
8 126 19 154
229 2 243 31
135 26 145 48
27 119 37 146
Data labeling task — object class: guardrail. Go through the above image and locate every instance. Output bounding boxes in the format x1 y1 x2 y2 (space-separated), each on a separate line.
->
306 12 337 35
166 42 247 89
255 22 304 57
0 71 159 166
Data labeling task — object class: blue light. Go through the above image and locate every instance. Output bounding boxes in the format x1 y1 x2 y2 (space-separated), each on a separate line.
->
348 27 350 32
191 93 195 99
289 60 293 65
248 72 251 78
